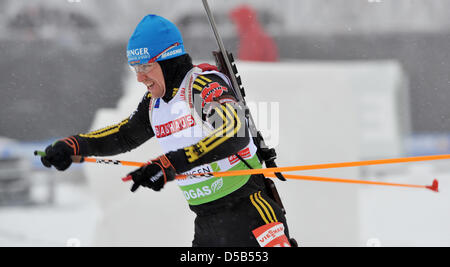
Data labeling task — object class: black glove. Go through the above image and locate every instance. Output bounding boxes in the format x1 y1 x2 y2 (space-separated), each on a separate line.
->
128 155 177 192
41 138 78 171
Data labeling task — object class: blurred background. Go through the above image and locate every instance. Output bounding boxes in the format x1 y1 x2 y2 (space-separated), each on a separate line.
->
1 0 450 247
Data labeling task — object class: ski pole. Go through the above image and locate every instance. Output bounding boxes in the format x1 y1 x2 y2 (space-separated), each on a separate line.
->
121 169 438 192
264 173 439 192
36 149 450 176
34 150 145 167
172 154 450 179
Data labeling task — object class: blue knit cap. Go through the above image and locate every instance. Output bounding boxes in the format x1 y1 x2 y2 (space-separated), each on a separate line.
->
127 14 186 66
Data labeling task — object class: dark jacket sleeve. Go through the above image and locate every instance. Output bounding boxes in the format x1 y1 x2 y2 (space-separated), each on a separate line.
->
166 73 250 173
72 92 155 156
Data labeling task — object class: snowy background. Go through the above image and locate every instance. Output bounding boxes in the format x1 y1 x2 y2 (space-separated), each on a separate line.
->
1 0 450 247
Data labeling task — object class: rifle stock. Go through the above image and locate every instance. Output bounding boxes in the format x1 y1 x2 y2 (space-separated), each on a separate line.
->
211 51 286 181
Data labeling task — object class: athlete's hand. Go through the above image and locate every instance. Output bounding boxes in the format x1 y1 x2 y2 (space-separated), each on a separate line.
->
128 155 176 192
40 138 78 171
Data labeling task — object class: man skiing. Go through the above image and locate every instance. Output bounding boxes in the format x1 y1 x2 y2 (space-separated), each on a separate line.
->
39 14 293 247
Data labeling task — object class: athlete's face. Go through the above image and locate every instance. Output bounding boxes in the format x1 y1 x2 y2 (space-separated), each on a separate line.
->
134 62 166 98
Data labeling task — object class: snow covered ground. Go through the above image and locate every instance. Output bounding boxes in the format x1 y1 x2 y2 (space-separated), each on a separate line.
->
357 162 450 247
0 177 99 247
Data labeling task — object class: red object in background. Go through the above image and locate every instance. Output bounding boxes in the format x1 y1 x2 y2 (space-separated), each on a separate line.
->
230 5 279 62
